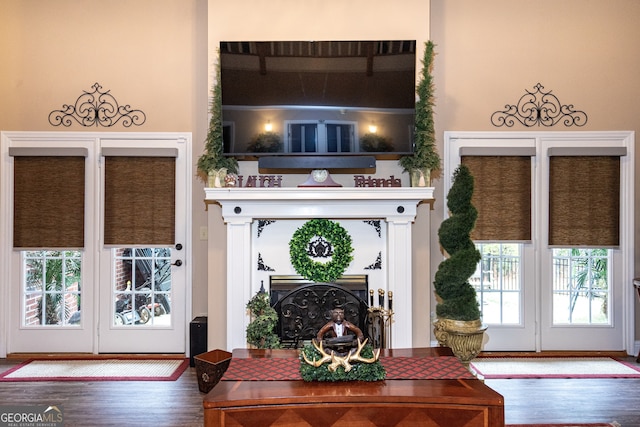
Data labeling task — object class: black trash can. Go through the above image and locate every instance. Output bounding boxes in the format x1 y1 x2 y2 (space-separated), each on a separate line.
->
190 316 208 367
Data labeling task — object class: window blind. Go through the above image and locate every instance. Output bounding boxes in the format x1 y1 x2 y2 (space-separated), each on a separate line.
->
12 153 86 248
103 155 176 246
548 155 621 247
461 155 532 241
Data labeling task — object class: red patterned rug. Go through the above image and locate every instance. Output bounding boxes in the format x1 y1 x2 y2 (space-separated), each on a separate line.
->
221 355 475 381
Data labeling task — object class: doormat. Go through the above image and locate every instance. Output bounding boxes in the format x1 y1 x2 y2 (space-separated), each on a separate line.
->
470 357 640 379
0 358 189 382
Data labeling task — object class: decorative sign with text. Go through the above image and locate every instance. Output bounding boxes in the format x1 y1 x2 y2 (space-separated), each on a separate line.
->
236 175 282 188
354 175 402 188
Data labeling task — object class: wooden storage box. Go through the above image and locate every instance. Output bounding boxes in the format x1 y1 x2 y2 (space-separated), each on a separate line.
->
194 349 232 393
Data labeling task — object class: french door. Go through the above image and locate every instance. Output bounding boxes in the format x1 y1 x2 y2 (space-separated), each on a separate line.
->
1 132 191 355
97 138 189 353
445 131 634 353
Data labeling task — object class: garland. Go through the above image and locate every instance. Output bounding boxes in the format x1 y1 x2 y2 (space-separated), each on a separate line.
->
289 219 353 283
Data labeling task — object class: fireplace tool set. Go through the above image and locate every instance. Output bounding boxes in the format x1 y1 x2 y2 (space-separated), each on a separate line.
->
367 289 394 349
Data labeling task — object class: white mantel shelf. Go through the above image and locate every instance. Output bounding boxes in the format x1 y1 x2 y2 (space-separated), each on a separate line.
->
205 187 434 222
205 186 434 202
205 186 435 351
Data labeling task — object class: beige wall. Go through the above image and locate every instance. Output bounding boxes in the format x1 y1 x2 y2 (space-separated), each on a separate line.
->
0 0 212 323
1 0 638 352
431 0 640 342
206 0 433 350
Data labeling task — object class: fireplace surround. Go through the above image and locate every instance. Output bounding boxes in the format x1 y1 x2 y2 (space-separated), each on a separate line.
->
205 187 434 351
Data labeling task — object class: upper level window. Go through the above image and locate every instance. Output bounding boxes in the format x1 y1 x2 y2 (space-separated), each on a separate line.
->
286 120 356 153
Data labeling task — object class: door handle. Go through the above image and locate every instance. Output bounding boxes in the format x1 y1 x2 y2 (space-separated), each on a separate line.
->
172 260 183 267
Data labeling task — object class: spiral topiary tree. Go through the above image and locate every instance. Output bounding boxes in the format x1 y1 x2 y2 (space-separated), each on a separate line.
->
433 164 482 321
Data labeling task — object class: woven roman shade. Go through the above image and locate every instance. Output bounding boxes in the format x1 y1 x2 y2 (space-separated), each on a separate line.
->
13 154 86 248
461 155 532 241
549 155 620 247
103 155 176 246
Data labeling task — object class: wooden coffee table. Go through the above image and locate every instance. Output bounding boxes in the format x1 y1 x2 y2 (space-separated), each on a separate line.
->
203 347 504 427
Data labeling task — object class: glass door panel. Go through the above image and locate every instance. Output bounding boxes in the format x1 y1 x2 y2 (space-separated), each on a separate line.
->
23 250 83 326
473 243 536 351
551 248 610 325
113 248 172 326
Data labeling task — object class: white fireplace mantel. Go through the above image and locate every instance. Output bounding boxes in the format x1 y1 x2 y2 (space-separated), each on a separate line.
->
205 187 434 351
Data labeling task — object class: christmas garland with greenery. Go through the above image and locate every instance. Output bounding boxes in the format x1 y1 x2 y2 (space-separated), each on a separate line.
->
299 343 386 382
289 219 353 283
197 54 239 179
399 40 441 174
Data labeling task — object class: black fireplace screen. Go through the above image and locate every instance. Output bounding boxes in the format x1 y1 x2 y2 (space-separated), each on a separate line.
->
270 276 369 348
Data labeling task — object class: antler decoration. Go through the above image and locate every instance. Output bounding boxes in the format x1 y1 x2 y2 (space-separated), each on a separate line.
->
302 338 381 372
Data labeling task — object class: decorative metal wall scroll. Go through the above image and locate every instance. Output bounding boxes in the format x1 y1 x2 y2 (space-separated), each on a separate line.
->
491 83 587 127
48 82 146 127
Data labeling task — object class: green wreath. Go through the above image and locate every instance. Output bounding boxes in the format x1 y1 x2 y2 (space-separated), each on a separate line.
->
289 219 353 283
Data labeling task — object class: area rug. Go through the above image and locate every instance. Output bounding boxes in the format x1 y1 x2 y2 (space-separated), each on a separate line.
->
470 357 640 379
0 358 189 382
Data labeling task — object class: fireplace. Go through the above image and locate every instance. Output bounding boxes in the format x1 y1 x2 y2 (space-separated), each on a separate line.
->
269 275 368 307
205 187 434 351
269 275 369 348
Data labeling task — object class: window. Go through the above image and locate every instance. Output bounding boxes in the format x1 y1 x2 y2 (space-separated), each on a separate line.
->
474 243 521 324
286 120 356 153
552 248 610 324
23 250 82 326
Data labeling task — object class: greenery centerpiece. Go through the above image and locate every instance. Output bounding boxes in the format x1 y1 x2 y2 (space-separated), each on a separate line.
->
399 41 441 187
197 58 238 186
245 287 281 349
299 342 386 382
432 164 485 365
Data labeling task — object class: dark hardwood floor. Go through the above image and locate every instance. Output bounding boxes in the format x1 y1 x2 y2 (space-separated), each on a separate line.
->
1 356 640 426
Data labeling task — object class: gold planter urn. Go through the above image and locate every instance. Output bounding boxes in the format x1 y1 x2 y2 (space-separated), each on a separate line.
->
433 317 487 367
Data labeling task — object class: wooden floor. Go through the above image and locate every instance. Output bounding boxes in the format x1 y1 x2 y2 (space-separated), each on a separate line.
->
1 356 640 427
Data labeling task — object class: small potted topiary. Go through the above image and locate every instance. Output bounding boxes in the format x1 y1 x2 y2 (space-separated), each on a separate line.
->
432 164 486 366
245 286 281 349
